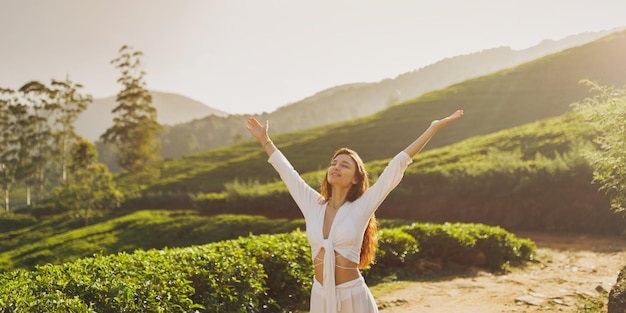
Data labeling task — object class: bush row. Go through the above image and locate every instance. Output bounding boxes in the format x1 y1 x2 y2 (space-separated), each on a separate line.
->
118 162 625 235
0 212 307 272
0 223 535 312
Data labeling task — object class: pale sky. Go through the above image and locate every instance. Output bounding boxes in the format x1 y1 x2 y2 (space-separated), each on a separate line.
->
1 0 625 115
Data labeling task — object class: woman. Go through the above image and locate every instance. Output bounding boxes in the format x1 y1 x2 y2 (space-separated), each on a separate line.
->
245 110 463 313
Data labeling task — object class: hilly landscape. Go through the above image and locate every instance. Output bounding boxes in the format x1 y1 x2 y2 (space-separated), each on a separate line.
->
72 28 622 160
74 91 229 141
2 28 626 313
145 29 626 197
4 29 626 264
155 28 621 160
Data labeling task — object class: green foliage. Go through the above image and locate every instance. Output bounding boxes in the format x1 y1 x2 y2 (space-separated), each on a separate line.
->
0 212 92 254
1 78 93 212
0 213 37 232
224 178 277 199
48 77 92 186
0 211 306 272
575 293 605 313
0 246 264 312
101 45 162 187
55 139 123 225
404 222 535 271
128 112 625 234
572 81 626 212
374 228 420 268
146 30 619 161
0 88 28 212
143 30 626 197
0 224 534 312
213 232 313 311
120 32 626 238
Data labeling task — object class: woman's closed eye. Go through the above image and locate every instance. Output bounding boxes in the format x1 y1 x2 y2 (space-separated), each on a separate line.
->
330 161 351 169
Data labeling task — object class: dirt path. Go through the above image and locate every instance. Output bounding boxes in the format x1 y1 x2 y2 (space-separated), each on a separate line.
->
373 232 626 312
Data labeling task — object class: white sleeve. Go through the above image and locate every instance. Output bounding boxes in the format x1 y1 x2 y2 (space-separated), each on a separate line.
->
355 151 413 218
268 150 321 219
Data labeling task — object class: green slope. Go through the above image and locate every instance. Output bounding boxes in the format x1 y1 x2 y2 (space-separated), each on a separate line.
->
0 211 306 271
145 30 626 196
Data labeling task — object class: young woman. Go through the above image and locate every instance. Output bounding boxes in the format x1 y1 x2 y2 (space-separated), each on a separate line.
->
245 110 463 313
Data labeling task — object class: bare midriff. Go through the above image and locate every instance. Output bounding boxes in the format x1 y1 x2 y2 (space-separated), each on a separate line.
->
313 248 360 285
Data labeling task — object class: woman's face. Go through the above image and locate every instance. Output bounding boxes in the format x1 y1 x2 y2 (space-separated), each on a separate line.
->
327 154 357 188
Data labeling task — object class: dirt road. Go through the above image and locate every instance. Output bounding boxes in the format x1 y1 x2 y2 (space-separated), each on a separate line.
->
373 232 626 312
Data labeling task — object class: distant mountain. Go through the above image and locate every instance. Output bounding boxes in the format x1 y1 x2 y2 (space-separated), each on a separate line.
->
156 28 623 159
74 91 228 141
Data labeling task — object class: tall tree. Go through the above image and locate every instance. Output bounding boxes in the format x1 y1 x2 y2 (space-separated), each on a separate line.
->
55 138 123 225
49 77 92 185
0 88 15 212
572 80 626 212
18 81 54 205
101 45 162 190
0 88 31 212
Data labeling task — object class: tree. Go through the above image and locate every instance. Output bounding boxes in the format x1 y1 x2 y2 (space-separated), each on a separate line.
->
48 77 92 185
0 88 31 212
572 80 626 212
18 81 54 205
0 88 16 212
55 138 123 225
100 45 162 190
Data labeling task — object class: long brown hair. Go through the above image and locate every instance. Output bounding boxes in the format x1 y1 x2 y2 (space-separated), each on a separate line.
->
320 148 378 268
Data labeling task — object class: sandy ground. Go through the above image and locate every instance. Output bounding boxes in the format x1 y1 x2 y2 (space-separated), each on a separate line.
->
373 232 626 313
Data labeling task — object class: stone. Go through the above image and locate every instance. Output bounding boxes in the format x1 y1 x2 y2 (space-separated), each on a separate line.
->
608 265 626 313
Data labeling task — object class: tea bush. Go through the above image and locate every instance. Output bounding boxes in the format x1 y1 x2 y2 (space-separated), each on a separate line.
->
404 222 535 271
375 228 420 268
0 224 535 312
0 214 37 232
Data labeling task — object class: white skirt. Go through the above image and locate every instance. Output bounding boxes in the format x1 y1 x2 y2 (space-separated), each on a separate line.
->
310 276 379 313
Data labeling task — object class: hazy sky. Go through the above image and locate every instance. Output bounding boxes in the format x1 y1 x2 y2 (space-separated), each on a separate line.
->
1 1 625 115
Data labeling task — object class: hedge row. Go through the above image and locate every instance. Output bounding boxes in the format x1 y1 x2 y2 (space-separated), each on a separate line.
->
0 223 535 312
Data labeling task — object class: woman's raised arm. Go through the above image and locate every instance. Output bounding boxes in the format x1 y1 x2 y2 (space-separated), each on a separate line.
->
403 110 464 158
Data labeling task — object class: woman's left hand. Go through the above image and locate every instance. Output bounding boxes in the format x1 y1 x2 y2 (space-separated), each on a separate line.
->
431 110 463 129
246 117 269 141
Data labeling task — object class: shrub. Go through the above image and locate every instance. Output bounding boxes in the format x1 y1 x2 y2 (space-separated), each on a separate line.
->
374 228 420 268
215 232 313 311
0 223 535 312
404 222 535 271
0 214 37 233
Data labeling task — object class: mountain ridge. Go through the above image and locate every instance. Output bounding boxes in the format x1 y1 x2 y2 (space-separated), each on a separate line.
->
144 28 626 196
72 28 623 159
156 28 623 159
74 91 229 141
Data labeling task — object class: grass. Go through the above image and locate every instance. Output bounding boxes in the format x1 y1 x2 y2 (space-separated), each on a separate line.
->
370 280 413 295
574 293 605 312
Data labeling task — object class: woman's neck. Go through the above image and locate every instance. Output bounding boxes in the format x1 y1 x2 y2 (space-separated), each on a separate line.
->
328 189 349 210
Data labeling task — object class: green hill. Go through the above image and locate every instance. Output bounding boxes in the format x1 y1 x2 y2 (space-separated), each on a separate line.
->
126 110 624 235
153 28 620 160
144 30 626 197
6 110 614 272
